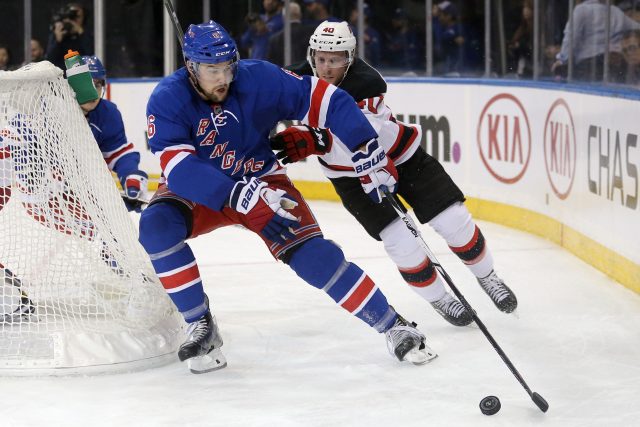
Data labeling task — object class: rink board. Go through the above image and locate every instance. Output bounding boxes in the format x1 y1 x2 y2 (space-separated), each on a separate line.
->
107 78 640 293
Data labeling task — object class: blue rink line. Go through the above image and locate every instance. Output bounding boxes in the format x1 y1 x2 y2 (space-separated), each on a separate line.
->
110 76 640 101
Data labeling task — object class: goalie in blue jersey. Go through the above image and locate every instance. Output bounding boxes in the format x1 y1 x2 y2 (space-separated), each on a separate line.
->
140 20 437 373
78 55 149 212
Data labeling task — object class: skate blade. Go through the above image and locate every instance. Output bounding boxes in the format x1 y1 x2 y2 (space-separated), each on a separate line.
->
406 346 438 365
187 348 228 374
1 312 38 324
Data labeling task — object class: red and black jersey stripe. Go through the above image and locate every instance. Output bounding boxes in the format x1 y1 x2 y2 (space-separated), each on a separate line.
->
387 120 419 161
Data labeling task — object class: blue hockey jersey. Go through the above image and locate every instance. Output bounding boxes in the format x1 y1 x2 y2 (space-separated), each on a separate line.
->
86 98 141 182
146 59 377 211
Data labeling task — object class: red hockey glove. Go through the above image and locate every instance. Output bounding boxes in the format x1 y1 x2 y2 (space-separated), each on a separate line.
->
229 177 301 244
270 125 333 164
351 139 398 204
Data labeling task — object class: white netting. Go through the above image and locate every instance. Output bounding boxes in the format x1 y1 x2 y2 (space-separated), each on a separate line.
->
0 61 183 375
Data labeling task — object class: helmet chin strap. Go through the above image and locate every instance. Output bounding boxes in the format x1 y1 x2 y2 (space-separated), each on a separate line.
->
336 64 351 86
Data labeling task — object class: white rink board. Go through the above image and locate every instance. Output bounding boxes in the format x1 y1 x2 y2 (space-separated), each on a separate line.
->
109 79 640 266
383 82 640 266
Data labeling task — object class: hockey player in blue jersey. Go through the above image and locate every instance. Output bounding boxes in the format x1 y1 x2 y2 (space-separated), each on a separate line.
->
79 55 148 212
140 20 437 373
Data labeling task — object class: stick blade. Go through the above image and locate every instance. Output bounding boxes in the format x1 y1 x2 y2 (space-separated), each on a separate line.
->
532 392 549 413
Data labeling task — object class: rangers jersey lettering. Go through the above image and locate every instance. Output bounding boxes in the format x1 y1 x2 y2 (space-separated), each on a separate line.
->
146 60 377 211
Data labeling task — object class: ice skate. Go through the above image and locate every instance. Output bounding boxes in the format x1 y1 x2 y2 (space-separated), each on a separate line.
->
477 270 518 313
178 311 227 374
430 293 473 326
1 294 36 324
385 313 437 365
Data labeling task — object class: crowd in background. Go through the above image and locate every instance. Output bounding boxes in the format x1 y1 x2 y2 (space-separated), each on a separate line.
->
1 0 640 88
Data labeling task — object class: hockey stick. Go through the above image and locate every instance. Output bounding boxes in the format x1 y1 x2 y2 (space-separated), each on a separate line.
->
163 0 185 46
381 189 549 413
120 192 151 209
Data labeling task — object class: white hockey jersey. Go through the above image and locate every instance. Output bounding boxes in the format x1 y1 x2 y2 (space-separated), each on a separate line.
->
287 58 422 179
319 94 421 179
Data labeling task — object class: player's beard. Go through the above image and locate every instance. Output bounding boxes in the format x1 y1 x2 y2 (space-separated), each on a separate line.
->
205 84 229 103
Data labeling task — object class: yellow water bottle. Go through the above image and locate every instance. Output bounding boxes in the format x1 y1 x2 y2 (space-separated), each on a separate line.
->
64 50 98 104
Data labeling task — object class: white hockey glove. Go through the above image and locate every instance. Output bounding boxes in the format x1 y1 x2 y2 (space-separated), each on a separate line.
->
351 139 398 204
229 176 301 245
121 170 149 212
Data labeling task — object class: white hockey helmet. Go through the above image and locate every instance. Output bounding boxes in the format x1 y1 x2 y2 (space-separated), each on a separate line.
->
307 20 357 78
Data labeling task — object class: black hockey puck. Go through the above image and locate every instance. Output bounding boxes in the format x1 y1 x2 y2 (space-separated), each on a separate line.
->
479 396 501 415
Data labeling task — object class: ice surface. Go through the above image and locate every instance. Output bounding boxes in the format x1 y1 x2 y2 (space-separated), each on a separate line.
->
2 201 639 427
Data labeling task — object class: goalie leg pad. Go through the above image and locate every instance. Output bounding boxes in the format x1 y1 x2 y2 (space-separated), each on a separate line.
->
288 237 396 332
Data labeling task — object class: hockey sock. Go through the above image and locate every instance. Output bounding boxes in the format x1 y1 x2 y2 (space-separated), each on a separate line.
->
288 237 397 332
380 218 447 302
139 203 207 323
429 202 494 278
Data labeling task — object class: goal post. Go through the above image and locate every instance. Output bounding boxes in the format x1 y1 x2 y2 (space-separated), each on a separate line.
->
0 61 184 375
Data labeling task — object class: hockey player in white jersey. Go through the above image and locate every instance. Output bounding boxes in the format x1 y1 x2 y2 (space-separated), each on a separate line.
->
273 21 517 323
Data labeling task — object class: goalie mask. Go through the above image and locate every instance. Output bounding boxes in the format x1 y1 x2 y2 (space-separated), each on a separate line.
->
307 20 356 84
183 20 239 87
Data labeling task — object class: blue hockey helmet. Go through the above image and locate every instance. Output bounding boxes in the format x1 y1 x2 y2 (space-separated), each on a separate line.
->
183 21 239 65
81 55 106 81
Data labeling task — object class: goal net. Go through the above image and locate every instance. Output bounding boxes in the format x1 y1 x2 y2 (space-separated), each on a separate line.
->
0 61 183 375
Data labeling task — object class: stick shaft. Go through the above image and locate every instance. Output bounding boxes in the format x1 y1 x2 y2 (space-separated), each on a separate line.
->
163 0 184 46
381 189 536 397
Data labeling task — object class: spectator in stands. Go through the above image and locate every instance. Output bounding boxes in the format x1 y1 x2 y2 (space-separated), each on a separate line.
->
458 1 484 75
619 0 640 22
552 0 640 81
302 0 337 27
0 45 11 71
542 1 569 76
267 2 314 66
31 39 45 63
508 0 534 78
432 2 464 75
348 2 382 66
45 3 93 70
384 8 422 73
240 0 284 60
621 29 640 84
